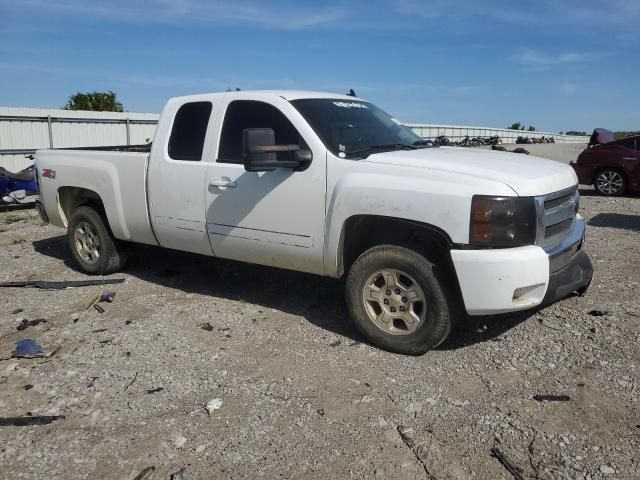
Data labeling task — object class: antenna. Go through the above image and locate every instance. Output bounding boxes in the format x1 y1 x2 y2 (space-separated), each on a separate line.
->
347 89 357 97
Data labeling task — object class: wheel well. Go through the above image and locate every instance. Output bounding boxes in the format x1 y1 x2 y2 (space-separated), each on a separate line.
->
57 187 105 227
339 215 464 314
340 215 453 276
591 166 627 184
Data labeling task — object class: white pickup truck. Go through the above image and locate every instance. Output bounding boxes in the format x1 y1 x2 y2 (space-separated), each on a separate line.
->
35 90 592 354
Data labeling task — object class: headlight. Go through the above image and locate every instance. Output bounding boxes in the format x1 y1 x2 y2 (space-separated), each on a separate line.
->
469 195 537 247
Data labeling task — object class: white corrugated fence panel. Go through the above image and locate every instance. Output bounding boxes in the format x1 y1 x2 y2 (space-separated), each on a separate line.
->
1 106 588 171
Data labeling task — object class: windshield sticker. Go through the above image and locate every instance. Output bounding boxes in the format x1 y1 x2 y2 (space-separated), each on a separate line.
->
338 152 346 158
339 144 346 152
333 101 368 109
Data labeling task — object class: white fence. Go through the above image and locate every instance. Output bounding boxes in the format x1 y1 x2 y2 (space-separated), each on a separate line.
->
0 107 587 170
406 123 587 144
0 107 159 170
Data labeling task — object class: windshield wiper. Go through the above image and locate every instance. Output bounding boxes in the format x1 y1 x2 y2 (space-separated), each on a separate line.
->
345 143 418 158
412 139 437 147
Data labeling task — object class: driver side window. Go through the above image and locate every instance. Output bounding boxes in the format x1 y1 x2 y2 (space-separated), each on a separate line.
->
217 101 304 164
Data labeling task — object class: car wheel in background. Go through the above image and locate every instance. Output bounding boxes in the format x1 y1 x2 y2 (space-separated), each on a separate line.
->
593 169 627 196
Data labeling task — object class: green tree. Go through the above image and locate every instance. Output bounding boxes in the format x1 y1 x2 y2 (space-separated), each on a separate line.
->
63 91 124 112
508 122 523 130
527 125 536 131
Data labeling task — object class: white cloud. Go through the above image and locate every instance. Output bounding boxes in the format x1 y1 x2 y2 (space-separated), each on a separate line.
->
515 50 597 71
3 0 347 29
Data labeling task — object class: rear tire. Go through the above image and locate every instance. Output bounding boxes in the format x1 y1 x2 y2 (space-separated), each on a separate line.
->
68 205 127 275
593 168 627 196
345 245 453 355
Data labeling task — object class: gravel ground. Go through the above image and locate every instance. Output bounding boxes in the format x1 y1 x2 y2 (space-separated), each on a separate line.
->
1 145 639 480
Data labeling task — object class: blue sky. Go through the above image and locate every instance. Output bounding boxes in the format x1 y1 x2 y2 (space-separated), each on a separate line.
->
0 0 638 132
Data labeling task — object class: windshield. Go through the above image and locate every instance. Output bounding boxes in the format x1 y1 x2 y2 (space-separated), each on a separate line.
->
291 98 425 158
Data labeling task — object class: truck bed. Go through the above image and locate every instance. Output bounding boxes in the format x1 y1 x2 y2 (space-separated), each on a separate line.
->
59 143 152 153
35 148 157 246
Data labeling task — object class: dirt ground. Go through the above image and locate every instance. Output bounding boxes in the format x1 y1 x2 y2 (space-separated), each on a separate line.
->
1 145 639 479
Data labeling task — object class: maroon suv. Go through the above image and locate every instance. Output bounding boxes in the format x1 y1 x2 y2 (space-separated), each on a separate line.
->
571 131 640 196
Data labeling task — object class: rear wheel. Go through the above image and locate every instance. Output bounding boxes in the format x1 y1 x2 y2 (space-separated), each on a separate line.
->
68 205 127 275
594 169 626 196
345 245 453 355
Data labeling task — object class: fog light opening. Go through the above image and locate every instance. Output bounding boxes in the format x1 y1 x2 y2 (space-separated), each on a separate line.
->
512 283 545 304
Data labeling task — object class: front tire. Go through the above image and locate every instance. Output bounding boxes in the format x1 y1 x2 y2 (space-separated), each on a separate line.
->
594 168 627 196
345 245 453 355
68 205 127 275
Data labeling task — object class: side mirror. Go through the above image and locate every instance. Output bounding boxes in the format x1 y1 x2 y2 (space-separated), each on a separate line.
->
242 128 312 172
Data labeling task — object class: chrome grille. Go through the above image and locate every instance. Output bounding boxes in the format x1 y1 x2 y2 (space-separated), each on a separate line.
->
536 186 579 248
544 193 572 210
545 218 573 238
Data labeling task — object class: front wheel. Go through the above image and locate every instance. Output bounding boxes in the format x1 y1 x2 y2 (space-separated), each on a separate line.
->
68 205 127 275
594 169 627 196
345 245 453 355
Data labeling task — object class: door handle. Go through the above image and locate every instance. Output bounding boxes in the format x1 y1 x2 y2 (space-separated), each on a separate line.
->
623 157 637 160
209 178 237 189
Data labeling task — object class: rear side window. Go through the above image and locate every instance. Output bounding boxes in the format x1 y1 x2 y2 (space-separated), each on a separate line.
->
168 102 212 161
619 138 635 150
218 100 303 163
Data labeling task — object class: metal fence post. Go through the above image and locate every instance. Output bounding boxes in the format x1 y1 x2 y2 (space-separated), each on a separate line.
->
47 115 53 148
126 118 131 145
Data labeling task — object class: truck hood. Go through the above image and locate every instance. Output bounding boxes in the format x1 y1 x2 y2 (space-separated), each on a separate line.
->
361 147 578 196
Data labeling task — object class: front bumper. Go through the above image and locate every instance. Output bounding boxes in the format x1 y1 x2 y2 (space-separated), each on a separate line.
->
451 217 592 315
570 161 592 186
541 249 592 306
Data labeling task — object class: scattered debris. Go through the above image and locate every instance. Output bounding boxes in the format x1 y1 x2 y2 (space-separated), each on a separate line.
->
170 467 186 480
93 304 105 313
491 447 525 480
16 318 47 331
540 318 561 330
0 278 125 289
475 324 488 333
92 328 108 333
79 292 101 311
512 147 530 155
600 464 615 475
199 322 214 332
397 426 472 479
146 387 164 394
449 399 470 407
329 340 341 347
100 290 116 302
23 384 33 390
70 313 80 323
12 339 45 358
589 309 609 317
172 433 187 449
317 408 325 416
11 308 23 314
124 372 138 392
491 145 507 152
132 466 156 480
533 394 570 402
189 398 224 416
85 376 99 390
0 415 65 426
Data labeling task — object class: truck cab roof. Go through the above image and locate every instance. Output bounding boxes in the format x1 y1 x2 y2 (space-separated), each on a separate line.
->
168 90 364 104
